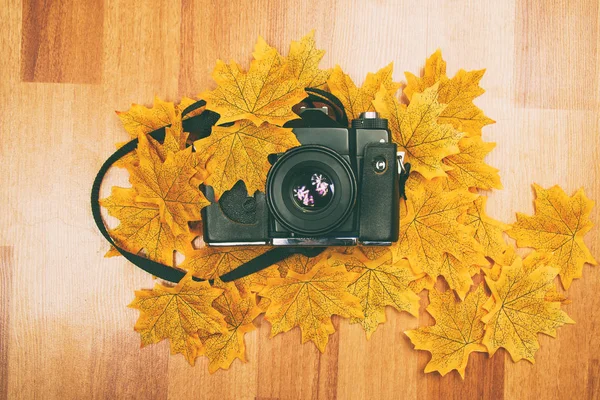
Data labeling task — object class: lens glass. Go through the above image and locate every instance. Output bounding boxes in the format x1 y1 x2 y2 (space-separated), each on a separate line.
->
290 169 335 211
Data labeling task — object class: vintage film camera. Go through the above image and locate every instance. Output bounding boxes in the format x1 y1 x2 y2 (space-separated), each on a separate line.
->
202 106 405 247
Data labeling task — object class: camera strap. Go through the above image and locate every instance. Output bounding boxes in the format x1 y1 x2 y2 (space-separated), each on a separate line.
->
91 91 409 285
91 99 325 284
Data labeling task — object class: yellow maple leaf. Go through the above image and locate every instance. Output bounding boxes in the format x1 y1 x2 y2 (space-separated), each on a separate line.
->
330 250 421 338
373 83 463 179
200 40 307 126
177 96 206 120
507 184 597 289
114 97 195 170
327 63 401 122
443 136 502 190
481 256 574 362
274 252 321 276
462 196 511 263
253 31 330 89
404 49 447 99
128 133 210 235
100 186 191 266
404 50 494 136
260 263 362 352
408 274 436 294
117 96 178 139
484 252 569 305
180 246 273 294
193 120 300 199
405 285 489 378
199 281 262 373
392 181 488 298
129 275 227 366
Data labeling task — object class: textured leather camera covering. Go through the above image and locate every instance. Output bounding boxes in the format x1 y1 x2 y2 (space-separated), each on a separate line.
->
358 143 400 242
202 181 269 243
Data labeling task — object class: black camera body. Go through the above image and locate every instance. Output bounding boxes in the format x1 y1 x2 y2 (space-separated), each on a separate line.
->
202 107 402 247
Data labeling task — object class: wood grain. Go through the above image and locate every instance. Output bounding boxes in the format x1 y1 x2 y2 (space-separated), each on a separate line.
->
0 248 12 400
1 0 599 399
515 0 599 109
21 0 104 84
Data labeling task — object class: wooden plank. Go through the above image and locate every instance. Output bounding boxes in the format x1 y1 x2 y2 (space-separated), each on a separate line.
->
255 319 335 399
0 247 12 400
21 0 104 84
514 0 599 109
1 0 599 398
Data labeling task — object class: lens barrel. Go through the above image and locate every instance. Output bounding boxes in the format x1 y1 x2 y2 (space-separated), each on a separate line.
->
266 145 357 236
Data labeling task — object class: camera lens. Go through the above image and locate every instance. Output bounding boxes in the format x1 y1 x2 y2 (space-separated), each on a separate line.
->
266 145 357 236
290 170 334 211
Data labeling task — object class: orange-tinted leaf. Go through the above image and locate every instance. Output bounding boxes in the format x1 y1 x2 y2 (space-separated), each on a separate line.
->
406 285 489 378
260 263 362 352
507 184 597 288
330 250 421 338
462 196 511 263
443 136 502 190
253 31 330 89
200 40 306 125
404 50 494 136
328 63 400 122
200 282 262 372
391 180 488 298
100 186 191 266
194 120 299 199
117 96 178 139
129 275 227 365
128 133 210 235
482 256 574 362
373 83 462 179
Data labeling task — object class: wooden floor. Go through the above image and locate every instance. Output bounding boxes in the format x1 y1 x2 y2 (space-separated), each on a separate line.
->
1 0 599 399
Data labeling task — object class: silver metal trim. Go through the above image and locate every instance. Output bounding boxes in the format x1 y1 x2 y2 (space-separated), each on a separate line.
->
359 111 380 119
359 241 393 246
207 241 269 247
271 237 358 246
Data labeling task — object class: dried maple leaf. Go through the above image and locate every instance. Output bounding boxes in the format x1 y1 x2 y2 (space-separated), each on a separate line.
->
408 274 436 294
253 31 330 89
484 252 569 305
199 281 262 373
180 246 273 294
260 263 362 352
373 83 463 179
481 256 574 362
405 285 489 378
128 133 210 235
327 63 401 122
193 120 300 199
330 250 421 338
200 40 306 126
114 97 191 170
129 275 227 366
275 252 321 277
443 136 502 190
391 181 488 298
507 184 597 289
178 96 205 120
117 96 178 139
404 50 494 136
404 49 447 99
462 196 511 263
100 186 191 265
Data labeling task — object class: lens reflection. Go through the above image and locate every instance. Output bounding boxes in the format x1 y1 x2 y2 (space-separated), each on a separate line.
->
291 171 334 211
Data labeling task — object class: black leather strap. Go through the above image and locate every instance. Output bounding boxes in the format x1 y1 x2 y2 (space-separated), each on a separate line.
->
304 87 349 127
91 100 325 284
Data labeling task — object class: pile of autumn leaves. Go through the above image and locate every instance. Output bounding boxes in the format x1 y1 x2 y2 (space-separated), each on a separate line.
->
100 33 597 377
